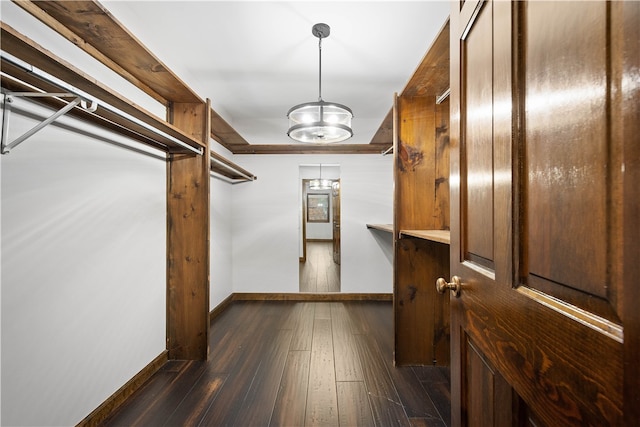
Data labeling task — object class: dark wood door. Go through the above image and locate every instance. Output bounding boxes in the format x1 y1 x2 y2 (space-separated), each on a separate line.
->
332 180 341 265
449 1 637 425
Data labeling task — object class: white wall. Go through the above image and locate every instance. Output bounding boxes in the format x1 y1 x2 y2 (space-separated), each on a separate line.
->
232 154 393 294
1 98 167 427
209 145 234 308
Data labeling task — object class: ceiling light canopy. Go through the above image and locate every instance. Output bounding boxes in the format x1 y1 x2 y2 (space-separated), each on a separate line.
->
287 23 353 144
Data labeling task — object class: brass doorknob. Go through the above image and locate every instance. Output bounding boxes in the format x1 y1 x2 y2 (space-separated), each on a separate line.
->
436 276 461 297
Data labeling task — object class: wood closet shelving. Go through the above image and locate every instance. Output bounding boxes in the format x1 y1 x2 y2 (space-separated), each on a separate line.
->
399 229 450 244
366 224 450 245
2 0 257 362
366 223 393 233
0 23 205 155
2 4 255 181
378 19 451 366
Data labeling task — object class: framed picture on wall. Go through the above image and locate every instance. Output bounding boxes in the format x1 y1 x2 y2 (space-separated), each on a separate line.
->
307 193 330 223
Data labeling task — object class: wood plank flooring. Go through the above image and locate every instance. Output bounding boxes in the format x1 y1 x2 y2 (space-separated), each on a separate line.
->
101 301 451 426
300 241 340 292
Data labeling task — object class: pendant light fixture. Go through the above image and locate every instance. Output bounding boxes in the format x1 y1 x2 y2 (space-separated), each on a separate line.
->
309 163 332 190
287 23 353 143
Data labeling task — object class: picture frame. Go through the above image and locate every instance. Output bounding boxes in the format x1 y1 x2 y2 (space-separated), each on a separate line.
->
307 193 330 223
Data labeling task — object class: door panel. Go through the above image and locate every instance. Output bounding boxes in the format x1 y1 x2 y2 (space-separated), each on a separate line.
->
450 1 627 425
463 6 494 268
524 1 617 318
464 337 514 427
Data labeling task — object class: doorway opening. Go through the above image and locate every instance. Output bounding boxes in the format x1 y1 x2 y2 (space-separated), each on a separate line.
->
299 164 340 292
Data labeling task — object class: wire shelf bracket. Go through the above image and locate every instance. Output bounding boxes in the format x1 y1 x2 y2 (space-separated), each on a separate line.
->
1 51 203 156
1 91 97 154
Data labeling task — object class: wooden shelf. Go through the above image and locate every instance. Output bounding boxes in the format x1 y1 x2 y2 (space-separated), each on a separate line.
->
399 229 450 245
366 224 394 233
1 22 204 154
369 19 450 146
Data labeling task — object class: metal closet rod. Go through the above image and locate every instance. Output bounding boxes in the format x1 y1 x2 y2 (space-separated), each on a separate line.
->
209 153 256 182
0 51 203 156
436 88 450 105
210 157 255 182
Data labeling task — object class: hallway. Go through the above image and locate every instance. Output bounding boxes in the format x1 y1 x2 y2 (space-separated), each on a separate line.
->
102 301 451 426
300 241 340 293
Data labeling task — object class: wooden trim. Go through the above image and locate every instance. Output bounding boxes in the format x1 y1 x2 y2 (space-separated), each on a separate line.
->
209 294 234 322
622 1 640 424
11 1 250 152
75 351 168 427
305 239 333 243
11 0 168 106
232 293 393 302
14 0 201 104
232 144 389 155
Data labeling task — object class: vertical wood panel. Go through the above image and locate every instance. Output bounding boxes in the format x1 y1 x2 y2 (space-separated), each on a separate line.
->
435 98 451 230
525 1 609 298
621 1 640 424
395 96 437 230
393 88 451 366
463 8 494 266
167 100 210 360
395 239 450 365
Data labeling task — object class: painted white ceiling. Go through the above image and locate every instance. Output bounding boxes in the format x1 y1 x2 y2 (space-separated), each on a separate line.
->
101 1 451 146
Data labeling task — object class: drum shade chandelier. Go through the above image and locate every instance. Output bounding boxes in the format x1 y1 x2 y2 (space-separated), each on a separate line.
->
310 163 332 190
287 23 353 143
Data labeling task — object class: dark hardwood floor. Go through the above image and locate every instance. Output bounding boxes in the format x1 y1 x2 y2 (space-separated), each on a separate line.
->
300 241 340 292
101 301 451 426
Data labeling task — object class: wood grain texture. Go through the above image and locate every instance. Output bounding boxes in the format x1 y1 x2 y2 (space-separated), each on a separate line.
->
392 21 452 367
462 4 495 266
24 0 201 103
336 382 375 427
101 301 451 426
525 0 612 306
395 238 450 365
232 143 389 155
621 1 640 425
232 292 393 301
271 350 312 426
450 1 628 425
330 303 364 382
395 96 437 230
300 242 340 293
14 1 251 151
166 101 210 360
305 318 339 426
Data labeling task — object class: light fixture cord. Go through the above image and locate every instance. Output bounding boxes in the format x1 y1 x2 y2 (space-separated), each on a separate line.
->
318 36 323 102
